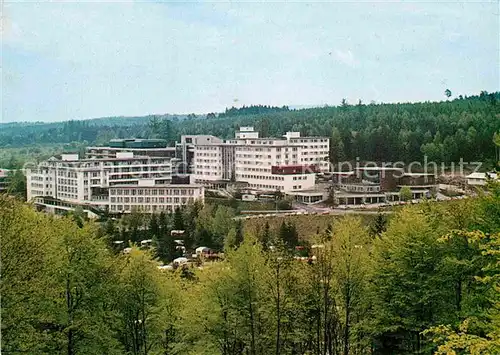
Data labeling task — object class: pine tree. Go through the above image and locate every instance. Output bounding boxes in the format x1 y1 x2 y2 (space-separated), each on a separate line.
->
369 212 387 237
234 219 244 247
173 207 184 231
279 221 298 250
261 221 271 251
148 213 160 239
154 212 177 263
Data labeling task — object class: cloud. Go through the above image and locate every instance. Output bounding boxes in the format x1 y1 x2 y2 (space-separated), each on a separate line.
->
334 49 357 68
2 1 498 122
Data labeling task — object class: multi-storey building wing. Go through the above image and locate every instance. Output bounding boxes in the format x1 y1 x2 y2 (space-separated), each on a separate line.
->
0 169 10 194
86 138 176 159
27 151 203 216
27 152 173 200
27 128 329 216
108 183 203 214
189 127 329 192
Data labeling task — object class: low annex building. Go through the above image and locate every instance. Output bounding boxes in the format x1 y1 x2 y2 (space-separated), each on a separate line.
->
466 172 498 186
332 167 437 205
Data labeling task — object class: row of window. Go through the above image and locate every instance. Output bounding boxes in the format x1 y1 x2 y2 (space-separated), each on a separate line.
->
341 185 380 193
57 171 77 178
43 163 172 176
239 147 276 152
248 183 284 190
107 173 169 181
30 189 43 195
235 154 298 160
52 159 170 169
197 146 220 151
303 151 329 155
110 203 187 212
58 178 77 186
237 160 290 166
237 167 271 173
300 144 329 149
58 192 78 199
195 172 221 176
195 153 327 163
237 174 285 181
110 188 196 196
196 165 222 170
238 146 294 152
60 186 77 193
195 152 219 157
107 166 170 173
111 196 194 204
289 139 328 143
196 159 220 164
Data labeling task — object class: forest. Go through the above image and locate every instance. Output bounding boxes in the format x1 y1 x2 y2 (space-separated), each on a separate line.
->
1 92 499 169
2 181 499 355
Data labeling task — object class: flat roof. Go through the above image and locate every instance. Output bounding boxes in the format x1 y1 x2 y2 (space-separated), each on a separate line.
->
288 136 329 140
109 138 166 142
403 172 436 176
110 184 203 188
86 146 176 151
234 136 328 141
196 136 328 146
335 192 386 198
46 155 173 162
331 171 354 175
466 172 498 179
357 167 404 171
287 190 327 196
397 184 435 188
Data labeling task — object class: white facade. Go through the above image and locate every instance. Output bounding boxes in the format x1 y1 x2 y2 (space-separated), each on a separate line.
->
466 172 498 186
27 153 204 214
236 126 260 139
190 127 329 192
86 139 176 159
108 184 204 213
0 169 11 193
286 135 330 173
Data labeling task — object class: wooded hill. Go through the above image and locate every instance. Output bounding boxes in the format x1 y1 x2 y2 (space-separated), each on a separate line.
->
1 92 499 166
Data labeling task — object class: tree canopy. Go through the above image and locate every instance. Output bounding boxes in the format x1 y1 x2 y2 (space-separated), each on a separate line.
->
1 92 499 168
2 179 500 354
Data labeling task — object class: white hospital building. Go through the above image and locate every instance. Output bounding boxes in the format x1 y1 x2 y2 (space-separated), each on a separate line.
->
27 151 204 217
26 128 329 216
185 127 329 192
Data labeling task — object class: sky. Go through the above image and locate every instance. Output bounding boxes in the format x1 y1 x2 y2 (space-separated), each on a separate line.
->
2 0 499 123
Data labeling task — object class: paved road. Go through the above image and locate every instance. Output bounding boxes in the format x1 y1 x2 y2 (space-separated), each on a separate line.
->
235 207 392 220
235 195 468 221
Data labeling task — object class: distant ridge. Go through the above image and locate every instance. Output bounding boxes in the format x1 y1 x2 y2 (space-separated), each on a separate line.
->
0 91 498 171
0 114 193 127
